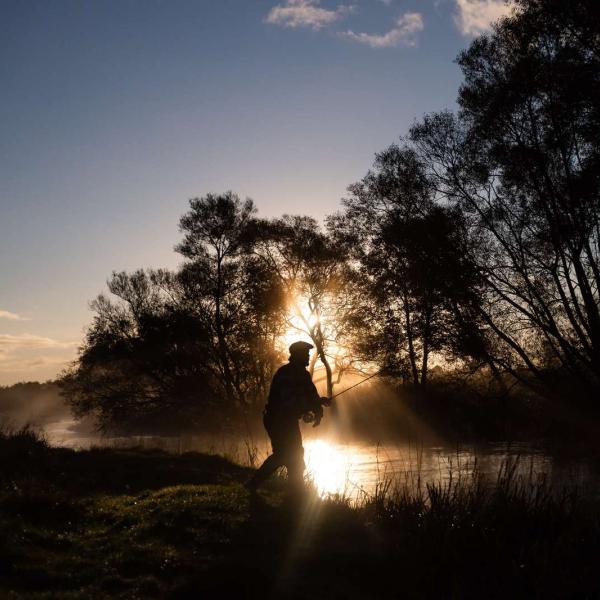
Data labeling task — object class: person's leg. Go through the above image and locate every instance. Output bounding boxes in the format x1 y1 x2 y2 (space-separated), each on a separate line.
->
285 450 305 487
246 452 284 489
283 421 305 488
245 413 284 490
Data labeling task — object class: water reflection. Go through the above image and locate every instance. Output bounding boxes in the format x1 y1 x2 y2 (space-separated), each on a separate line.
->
303 438 592 500
304 439 354 496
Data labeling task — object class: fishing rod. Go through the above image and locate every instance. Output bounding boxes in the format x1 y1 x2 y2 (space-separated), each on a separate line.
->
302 371 381 427
329 370 381 400
304 370 381 425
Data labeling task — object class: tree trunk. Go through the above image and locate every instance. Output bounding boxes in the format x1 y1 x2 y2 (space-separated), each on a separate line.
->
403 299 420 386
215 254 235 404
420 309 431 387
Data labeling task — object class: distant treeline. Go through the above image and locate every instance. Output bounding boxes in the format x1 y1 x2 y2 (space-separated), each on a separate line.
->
60 0 600 430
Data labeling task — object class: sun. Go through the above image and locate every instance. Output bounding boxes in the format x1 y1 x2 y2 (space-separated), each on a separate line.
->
278 293 343 359
278 294 318 350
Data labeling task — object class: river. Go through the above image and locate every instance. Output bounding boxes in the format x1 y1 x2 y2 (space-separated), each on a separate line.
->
42 418 599 502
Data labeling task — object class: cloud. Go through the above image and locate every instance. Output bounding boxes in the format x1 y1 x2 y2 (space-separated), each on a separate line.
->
342 11 424 48
0 355 71 373
0 309 30 321
265 0 353 30
0 334 77 351
454 0 512 36
0 333 78 385
0 334 78 382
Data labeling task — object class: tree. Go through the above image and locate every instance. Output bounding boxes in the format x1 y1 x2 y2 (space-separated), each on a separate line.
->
409 0 600 396
332 145 487 387
176 192 257 405
176 192 287 407
60 270 218 431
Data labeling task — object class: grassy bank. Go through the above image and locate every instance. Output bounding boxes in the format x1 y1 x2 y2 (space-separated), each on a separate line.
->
1 427 599 599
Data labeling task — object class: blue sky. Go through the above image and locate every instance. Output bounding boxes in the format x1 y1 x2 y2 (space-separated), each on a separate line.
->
0 0 511 384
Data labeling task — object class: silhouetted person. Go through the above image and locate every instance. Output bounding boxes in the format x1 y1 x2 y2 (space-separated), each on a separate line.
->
245 341 331 491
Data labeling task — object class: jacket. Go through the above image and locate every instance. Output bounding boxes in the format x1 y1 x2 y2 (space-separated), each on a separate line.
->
264 361 322 420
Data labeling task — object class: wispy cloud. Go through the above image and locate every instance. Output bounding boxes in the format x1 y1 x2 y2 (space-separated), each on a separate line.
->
265 0 354 30
0 334 77 382
0 309 30 321
0 334 77 351
342 11 424 48
454 0 512 36
0 355 72 373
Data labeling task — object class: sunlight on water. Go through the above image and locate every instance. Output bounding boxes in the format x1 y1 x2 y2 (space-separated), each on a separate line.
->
303 438 430 498
304 439 352 496
303 437 433 498
303 436 595 501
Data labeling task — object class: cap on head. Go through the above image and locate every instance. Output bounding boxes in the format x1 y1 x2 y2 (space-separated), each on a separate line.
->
288 341 314 357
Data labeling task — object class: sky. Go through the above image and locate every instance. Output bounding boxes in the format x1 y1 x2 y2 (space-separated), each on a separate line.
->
0 0 512 385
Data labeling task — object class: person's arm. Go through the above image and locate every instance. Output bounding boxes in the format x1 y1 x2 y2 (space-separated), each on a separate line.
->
302 372 331 426
304 372 326 412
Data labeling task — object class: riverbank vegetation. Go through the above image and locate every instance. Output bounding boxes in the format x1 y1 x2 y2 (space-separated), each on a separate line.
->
1 427 599 599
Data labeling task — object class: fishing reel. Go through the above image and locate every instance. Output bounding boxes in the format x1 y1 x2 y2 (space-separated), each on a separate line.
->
302 412 315 423
302 408 323 427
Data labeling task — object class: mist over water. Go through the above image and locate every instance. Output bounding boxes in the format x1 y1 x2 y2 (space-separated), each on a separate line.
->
4 381 599 502
0 382 71 429
40 415 599 503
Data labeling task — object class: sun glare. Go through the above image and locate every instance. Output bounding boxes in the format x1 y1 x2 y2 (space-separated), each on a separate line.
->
304 439 350 496
279 294 343 360
279 296 317 350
